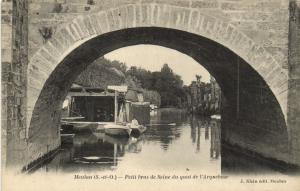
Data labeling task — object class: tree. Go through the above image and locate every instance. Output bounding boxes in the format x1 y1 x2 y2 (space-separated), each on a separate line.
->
149 64 186 107
85 59 189 108
196 75 202 84
126 66 153 89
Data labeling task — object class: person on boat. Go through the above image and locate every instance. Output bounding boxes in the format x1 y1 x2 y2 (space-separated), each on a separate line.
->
131 118 139 127
129 118 147 134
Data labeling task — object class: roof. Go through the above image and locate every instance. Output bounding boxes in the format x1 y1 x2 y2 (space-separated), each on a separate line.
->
75 58 126 89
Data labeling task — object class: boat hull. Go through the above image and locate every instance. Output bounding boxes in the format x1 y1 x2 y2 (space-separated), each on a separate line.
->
104 128 131 137
61 121 112 133
104 124 132 137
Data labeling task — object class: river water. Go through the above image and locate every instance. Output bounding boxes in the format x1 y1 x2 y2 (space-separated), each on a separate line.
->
34 108 287 175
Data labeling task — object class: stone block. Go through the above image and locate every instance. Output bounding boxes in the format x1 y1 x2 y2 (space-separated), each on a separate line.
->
1 15 12 25
39 48 58 65
188 10 199 32
73 16 90 39
96 12 109 33
1 49 12 63
140 4 151 26
155 4 171 27
69 20 84 40
66 23 81 41
220 2 243 11
47 36 64 54
157 0 190 7
56 29 77 51
1 24 12 36
126 5 135 27
43 42 62 59
82 16 97 35
168 7 190 30
117 6 128 28
106 9 120 31
258 60 275 78
88 14 102 34
191 1 219 9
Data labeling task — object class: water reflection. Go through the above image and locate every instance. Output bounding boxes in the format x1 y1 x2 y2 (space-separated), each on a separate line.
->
210 119 221 159
35 108 289 175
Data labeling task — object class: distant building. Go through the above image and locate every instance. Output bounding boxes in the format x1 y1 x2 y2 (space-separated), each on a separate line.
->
187 76 222 115
62 83 151 125
210 76 221 114
61 83 117 122
61 57 161 125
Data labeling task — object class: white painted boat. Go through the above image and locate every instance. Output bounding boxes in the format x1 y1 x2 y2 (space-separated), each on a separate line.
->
103 85 133 137
146 123 176 126
61 121 111 132
211 114 221 120
61 116 85 121
104 124 132 137
150 104 159 110
103 134 130 145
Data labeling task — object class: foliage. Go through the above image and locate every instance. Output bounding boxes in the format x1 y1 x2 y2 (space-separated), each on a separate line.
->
142 89 161 107
101 58 127 74
75 58 185 108
75 57 126 88
127 64 187 108
126 66 153 89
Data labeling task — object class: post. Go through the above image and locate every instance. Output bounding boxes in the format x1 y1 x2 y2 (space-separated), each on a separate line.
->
114 91 118 124
113 143 117 166
236 57 240 119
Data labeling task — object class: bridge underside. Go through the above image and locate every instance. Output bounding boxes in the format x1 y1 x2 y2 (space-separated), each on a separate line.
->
4 27 292 171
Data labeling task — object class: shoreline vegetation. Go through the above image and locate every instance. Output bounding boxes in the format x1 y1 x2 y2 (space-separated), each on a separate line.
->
75 57 221 116
75 57 188 108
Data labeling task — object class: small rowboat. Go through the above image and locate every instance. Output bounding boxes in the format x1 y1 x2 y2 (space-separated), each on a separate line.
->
61 121 111 133
104 124 132 137
210 114 221 120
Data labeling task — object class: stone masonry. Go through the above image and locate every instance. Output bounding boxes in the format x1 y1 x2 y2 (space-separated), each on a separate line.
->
2 0 28 170
1 0 300 170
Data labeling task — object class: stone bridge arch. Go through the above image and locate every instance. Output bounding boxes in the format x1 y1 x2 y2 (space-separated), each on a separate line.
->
28 3 288 126
24 3 291 168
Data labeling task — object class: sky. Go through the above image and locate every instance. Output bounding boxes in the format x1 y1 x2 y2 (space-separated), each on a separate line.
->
104 45 211 85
